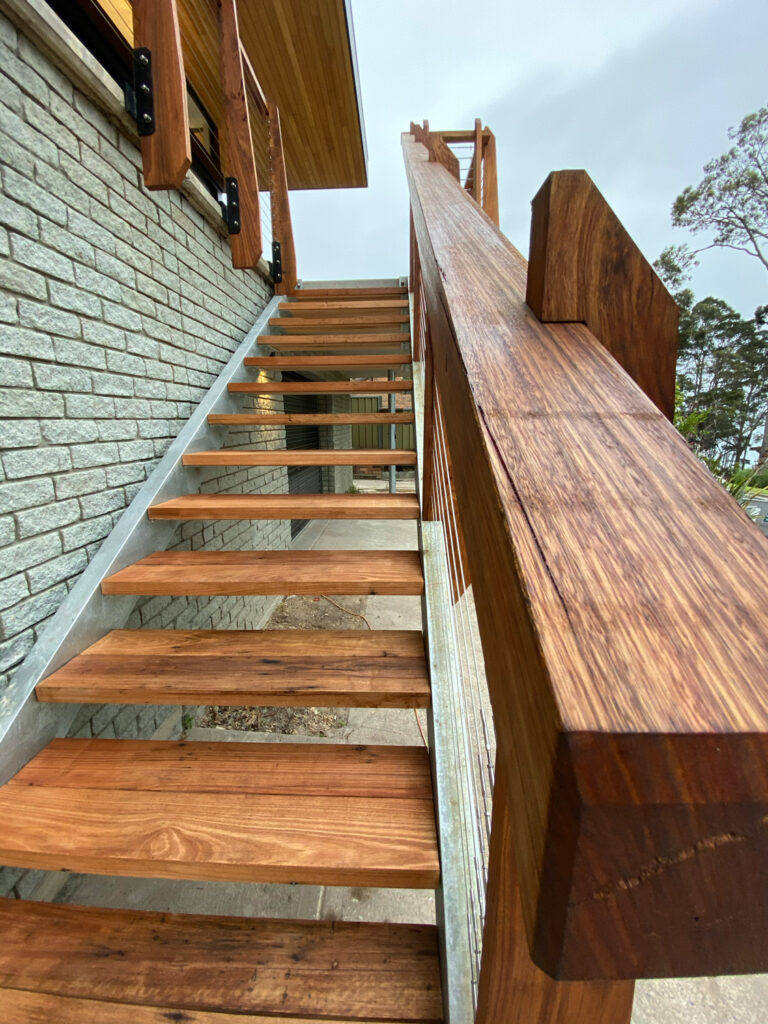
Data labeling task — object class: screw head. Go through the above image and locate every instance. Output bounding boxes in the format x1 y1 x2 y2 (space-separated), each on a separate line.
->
138 53 149 66
140 83 150 95
142 113 153 124
233 220 240 229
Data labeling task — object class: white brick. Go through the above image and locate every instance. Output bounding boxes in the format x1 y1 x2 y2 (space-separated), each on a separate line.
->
69 441 119 469
79 488 124 518
26 548 87 592
64 394 115 419
0 582 67 635
52 337 106 370
49 280 101 319
0 388 64 418
2 445 71 479
0 258 47 300
40 419 99 444
12 234 73 282
40 220 96 267
0 355 32 387
61 513 112 552
74 263 122 302
0 532 61 580
0 191 38 236
33 363 91 393
4 163 67 226
53 468 106 499
0 419 41 448
16 498 79 539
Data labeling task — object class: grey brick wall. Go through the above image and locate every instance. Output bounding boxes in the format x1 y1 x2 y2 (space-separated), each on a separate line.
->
0 12 287 713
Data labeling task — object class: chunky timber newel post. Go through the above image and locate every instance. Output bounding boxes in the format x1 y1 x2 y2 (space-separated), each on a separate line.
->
476 772 635 1024
131 0 191 189
403 129 768 985
482 127 499 225
268 100 298 294
218 0 262 268
526 170 678 419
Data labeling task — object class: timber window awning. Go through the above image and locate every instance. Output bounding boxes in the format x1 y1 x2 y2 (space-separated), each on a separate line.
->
99 0 368 190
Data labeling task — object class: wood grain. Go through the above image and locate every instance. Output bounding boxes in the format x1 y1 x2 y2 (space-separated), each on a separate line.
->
208 412 415 426
147 492 420 520
404 132 768 978
280 300 408 314
0 742 439 887
292 287 408 299
102 549 424 596
0 900 442 1020
270 315 410 331
243 354 412 369
228 379 413 394
0 989 410 1024
476 773 634 1022
482 127 499 225
260 333 410 349
12 739 433 799
182 448 418 466
527 170 678 419
132 0 191 189
36 629 430 708
218 0 261 268
268 100 297 294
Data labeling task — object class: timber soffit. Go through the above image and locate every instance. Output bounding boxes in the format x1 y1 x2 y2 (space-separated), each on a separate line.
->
97 0 368 189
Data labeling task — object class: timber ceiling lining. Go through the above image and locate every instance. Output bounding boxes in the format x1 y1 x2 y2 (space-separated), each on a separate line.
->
98 0 367 189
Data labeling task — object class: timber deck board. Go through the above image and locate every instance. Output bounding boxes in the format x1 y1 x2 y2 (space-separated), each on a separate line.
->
181 448 418 467
36 629 431 708
208 412 415 426
0 899 442 1021
0 740 440 888
228 379 413 393
147 493 420 521
101 549 425 596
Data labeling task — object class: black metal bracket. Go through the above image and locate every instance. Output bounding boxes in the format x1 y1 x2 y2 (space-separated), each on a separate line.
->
125 47 155 135
270 240 283 283
221 178 241 234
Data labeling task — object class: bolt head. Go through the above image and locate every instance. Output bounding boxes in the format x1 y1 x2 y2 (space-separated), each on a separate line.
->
233 220 240 229
142 113 153 124
140 83 150 94
138 53 149 65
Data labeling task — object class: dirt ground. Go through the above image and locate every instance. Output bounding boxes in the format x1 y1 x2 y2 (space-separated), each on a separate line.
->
196 594 371 736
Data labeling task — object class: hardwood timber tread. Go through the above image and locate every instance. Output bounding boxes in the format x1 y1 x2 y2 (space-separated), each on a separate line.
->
0 740 440 888
36 629 431 707
101 549 424 596
0 899 443 1021
292 286 408 299
228 379 413 393
148 493 420 520
246 354 415 370
279 299 408 313
208 412 415 425
270 315 410 327
260 333 410 349
243 354 412 369
181 448 418 466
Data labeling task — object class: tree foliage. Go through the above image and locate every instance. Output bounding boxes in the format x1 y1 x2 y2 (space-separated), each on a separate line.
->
671 105 768 273
655 249 768 472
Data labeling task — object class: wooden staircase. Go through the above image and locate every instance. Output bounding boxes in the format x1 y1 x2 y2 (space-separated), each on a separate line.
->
0 287 444 1022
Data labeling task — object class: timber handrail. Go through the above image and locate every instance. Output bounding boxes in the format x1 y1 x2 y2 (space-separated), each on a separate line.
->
404 126 768 1019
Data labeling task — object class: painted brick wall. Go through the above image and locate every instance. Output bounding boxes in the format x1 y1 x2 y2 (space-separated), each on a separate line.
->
0 10 287 716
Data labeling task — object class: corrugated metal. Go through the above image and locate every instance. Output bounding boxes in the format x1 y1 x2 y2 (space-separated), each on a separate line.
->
350 397 415 452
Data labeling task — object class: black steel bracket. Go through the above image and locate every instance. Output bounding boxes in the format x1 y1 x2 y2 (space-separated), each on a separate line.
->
125 47 155 136
270 240 283 283
221 178 241 234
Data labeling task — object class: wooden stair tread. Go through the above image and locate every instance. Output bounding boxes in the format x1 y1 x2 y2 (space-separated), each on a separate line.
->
279 300 408 313
0 741 439 887
101 549 424 596
208 412 415 425
292 286 408 299
182 449 418 466
0 899 442 1021
148 493 420 520
229 379 413 393
36 629 431 707
260 333 410 349
269 316 409 330
244 354 412 369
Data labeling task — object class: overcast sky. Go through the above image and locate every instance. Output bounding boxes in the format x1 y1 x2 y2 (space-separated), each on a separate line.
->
290 0 767 318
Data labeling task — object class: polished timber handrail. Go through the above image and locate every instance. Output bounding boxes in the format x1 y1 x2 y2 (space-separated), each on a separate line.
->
0 296 281 786
404 124 768 988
